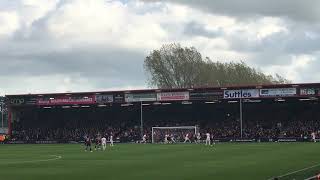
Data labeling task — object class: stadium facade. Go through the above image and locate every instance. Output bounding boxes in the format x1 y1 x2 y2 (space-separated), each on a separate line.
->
1 83 320 143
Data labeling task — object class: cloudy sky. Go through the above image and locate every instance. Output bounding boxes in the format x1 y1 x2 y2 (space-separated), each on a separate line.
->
0 0 319 95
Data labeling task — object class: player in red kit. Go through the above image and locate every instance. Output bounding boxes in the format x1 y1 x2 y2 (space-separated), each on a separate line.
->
85 136 93 152
95 135 101 150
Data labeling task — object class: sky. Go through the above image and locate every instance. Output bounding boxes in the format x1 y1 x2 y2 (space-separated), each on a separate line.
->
0 0 319 95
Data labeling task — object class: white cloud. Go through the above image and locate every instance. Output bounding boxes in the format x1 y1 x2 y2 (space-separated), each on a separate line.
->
20 0 59 26
264 54 316 82
46 0 169 51
0 0 59 38
0 74 146 96
240 17 288 40
0 0 319 96
0 11 19 37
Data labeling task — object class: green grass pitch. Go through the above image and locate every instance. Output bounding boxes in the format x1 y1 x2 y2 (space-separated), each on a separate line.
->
1 143 320 180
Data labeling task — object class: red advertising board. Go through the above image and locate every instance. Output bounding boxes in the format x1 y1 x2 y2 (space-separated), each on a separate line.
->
37 95 95 106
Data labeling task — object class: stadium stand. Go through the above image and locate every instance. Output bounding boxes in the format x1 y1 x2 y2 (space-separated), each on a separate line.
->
3 83 320 143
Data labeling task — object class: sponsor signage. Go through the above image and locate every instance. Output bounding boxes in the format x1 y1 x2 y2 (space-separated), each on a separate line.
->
300 88 317 96
8 97 37 106
0 104 7 114
190 91 223 100
25 97 37 105
260 88 296 97
35 141 58 144
0 128 8 134
278 139 297 142
223 89 259 99
95 95 113 104
157 92 189 101
114 93 124 103
37 95 95 106
125 93 156 102
234 139 255 142
7 141 25 144
9 98 25 105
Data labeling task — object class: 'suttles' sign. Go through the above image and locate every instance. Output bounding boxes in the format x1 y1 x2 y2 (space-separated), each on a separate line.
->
223 89 259 99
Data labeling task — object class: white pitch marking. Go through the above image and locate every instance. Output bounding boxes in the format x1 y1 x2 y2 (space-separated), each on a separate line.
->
267 162 320 180
0 155 62 165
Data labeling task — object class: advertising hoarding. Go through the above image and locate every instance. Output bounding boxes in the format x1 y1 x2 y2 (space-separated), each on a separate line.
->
260 88 296 97
189 91 223 100
114 93 125 103
157 92 189 101
37 95 95 106
95 95 113 104
299 88 316 96
125 93 157 102
223 89 259 99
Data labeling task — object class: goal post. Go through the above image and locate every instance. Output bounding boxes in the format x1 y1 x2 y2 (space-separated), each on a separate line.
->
151 126 199 143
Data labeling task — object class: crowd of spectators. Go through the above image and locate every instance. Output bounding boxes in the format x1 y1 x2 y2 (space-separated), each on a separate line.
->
11 119 320 142
12 126 141 142
9 102 320 142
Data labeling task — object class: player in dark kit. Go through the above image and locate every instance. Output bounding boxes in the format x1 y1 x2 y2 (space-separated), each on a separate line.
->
85 136 93 152
95 135 101 150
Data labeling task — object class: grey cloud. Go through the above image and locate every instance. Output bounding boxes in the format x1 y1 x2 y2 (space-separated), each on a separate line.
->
298 52 320 82
228 29 320 58
160 0 320 23
0 0 150 93
183 21 223 38
1 0 320 95
218 16 320 67
0 46 147 85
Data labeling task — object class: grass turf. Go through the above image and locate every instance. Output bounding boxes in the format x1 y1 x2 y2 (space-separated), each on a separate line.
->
0 143 320 180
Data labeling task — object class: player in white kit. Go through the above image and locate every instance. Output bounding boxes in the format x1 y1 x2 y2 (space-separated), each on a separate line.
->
141 134 147 144
164 134 169 144
311 132 316 143
170 134 176 143
184 133 191 143
195 133 201 144
110 135 114 146
101 137 107 151
205 132 211 146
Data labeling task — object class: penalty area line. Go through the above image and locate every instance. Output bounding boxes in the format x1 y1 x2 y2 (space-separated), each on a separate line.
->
0 155 62 165
267 162 320 180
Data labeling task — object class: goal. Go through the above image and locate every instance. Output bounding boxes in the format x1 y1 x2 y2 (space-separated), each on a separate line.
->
151 126 199 143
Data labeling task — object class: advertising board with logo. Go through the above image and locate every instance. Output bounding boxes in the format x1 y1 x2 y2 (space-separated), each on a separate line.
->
37 95 95 106
95 95 113 104
157 92 189 101
223 89 259 99
300 88 317 96
8 97 37 106
114 93 125 103
9 98 25 105
125 93 157 102
260 88 296 97
25 97 37 105
189 91 223 100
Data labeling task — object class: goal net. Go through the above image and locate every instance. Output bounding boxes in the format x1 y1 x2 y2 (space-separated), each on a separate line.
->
151 126 199 143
